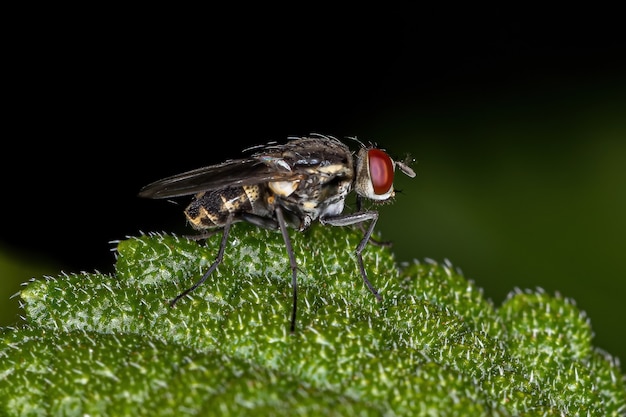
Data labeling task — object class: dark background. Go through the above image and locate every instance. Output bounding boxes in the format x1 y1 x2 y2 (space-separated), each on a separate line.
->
2 9 625 371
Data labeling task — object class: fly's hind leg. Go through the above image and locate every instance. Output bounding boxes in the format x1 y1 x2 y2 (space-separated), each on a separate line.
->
185 229 221 242
173 208 301 333
170 213 235 307
171 212 280 307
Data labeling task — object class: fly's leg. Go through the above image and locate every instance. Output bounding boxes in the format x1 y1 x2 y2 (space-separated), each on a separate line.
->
359 224 392 247
355 196 392 247
274 205 299 333
175 209 300 331
240 212 279 229
320 211 383 302
185 230 221 241
244 210 300 332
170 213 234 307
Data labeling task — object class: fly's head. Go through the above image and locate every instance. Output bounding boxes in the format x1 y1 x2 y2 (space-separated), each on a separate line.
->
353 144 416 203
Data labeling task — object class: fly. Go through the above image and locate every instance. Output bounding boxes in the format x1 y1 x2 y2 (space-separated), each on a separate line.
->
138 133 416 332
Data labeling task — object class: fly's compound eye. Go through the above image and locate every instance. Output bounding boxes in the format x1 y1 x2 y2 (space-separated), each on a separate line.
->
368 148 395 195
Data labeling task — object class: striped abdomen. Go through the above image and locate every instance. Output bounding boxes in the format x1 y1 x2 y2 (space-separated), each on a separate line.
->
184 185 266 229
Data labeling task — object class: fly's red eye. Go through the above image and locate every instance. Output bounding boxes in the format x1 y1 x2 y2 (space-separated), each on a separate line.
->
368 149 394 195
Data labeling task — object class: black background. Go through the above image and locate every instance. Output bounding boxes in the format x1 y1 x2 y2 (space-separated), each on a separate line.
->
3 8 625 370
5 9 623 274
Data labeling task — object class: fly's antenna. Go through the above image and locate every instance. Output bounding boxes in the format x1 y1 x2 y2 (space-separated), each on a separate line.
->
397 154 417 178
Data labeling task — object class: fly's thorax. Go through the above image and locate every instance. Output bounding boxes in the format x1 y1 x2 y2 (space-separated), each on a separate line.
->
274 166 353 229
184 185 269 229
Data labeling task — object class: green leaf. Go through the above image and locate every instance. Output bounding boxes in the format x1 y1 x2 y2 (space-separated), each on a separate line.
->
1 223 625 416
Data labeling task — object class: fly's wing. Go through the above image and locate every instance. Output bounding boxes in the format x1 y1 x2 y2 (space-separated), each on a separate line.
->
138 158 302 199
139 135 354 199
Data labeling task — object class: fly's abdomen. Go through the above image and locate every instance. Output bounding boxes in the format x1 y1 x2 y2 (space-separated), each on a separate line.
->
185 185 264 229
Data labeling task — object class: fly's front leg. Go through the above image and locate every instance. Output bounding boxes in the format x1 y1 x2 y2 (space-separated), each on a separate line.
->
319 211 383 302
355 196 392 247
